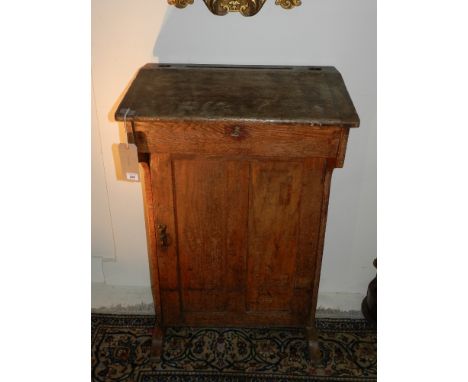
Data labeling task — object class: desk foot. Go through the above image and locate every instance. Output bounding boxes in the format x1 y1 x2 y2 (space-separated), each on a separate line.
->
305 326 321 363
150 326 164 361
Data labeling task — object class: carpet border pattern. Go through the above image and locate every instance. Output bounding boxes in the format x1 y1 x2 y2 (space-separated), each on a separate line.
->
92 314 376 382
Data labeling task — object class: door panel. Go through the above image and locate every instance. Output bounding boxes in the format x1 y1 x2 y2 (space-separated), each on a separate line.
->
246 161 303 312
173 158 249 313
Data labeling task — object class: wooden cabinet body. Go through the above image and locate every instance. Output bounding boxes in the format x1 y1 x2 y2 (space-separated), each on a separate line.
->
115 64 359 360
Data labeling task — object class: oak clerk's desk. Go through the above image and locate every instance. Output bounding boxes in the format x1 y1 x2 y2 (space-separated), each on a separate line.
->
115 64 360 361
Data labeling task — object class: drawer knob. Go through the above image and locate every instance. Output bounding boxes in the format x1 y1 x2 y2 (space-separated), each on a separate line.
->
230 126 241 138
158 224 169 249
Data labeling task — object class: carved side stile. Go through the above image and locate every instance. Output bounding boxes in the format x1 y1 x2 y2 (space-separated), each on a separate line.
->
140 161 162 322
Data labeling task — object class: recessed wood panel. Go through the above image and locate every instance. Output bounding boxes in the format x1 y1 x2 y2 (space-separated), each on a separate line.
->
246 161 303 312
173 158 249 314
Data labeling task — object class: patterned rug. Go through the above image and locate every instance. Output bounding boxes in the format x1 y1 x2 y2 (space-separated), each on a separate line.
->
92 314 376 381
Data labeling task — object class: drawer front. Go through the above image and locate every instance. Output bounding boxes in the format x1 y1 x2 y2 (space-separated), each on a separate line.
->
132 120 342 158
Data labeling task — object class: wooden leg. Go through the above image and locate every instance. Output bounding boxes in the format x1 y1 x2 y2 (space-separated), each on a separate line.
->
150 326 164 361
305 326 321 363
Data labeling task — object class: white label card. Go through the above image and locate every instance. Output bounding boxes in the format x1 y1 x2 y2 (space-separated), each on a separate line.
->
115 143 140 182
126 172 139 181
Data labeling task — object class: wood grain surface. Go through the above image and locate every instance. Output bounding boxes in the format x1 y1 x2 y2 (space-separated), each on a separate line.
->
151 156 331 327
132 121 342 158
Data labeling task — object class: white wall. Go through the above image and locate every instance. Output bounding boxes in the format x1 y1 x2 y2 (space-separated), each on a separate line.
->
92 0 376 312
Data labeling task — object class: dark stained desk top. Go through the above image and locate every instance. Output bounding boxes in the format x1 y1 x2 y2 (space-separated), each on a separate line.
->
115 64 359 127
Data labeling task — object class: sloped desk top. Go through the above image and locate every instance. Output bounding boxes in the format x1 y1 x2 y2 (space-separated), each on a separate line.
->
115 64 359 127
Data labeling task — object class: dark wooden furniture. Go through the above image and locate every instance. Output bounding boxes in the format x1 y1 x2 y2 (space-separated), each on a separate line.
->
362 259 377 323
115 63 359 361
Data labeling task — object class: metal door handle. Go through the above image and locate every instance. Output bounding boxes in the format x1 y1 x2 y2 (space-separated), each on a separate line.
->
158 224 169 249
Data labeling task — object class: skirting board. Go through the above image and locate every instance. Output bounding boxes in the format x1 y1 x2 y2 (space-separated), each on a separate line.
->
91 283 364 318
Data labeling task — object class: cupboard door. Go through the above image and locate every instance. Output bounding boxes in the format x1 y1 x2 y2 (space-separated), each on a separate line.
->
152 154 326 326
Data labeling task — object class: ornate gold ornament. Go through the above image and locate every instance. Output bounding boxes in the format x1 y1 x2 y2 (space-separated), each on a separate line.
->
168 0 194 8
275 0 302 10
167 0 301 16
